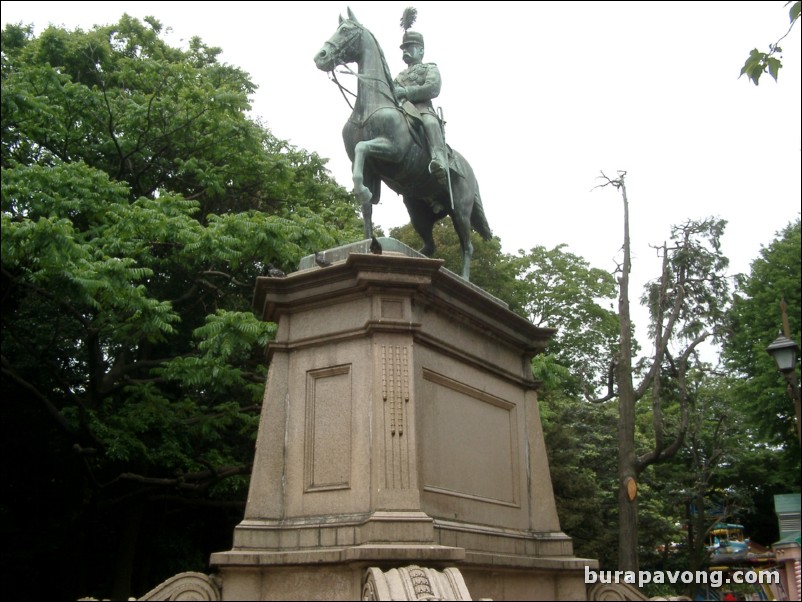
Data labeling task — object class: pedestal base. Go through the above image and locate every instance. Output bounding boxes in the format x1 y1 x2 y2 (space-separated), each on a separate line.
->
210 240 596 600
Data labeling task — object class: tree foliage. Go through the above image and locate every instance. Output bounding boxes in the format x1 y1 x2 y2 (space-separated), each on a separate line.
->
539 392 619 566
1 16 360 600
722 219 802 554
515 244 619 394
740 1 800 85
725 218 801 454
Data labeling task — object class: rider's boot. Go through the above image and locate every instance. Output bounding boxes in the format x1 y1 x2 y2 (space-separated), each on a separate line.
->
423 116 449 186
429 148 448 186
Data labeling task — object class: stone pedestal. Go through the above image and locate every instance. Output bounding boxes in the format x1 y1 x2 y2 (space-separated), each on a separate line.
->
210 240 594 600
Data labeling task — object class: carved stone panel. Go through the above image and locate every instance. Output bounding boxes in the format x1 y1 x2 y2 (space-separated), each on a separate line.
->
421 369 519 507
305 364 352 491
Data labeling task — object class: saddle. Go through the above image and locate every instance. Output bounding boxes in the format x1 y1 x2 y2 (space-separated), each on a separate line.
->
398 101 463 180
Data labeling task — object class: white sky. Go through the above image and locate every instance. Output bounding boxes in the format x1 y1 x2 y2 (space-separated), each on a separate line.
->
3 1 801 349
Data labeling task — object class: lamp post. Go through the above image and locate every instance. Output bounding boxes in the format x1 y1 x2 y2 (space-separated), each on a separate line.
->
766 332 801 444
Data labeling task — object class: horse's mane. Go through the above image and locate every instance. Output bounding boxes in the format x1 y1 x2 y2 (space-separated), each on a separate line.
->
350 18 399 107
368 27 399 105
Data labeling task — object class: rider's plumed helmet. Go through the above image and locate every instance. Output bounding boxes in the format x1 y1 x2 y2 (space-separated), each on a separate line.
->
400 30 424 48
399 7 423 48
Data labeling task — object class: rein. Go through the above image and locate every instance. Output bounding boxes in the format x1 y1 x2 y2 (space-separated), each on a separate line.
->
325 20 400 112
331 68 357 111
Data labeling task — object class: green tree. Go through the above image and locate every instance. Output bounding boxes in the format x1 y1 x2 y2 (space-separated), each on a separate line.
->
648 376 748 572
724 219 801 463
540 392 620 566
740 1 800 85
510 244 620 565
1 17 360 600
593 172 731 572
514 244 619 395
641 367 797 599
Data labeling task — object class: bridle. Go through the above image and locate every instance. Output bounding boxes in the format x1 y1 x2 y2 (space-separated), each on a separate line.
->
323 20 398 111
324 21 363 68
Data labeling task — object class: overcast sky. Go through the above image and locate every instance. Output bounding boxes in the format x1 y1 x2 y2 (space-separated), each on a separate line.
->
3 1 800 348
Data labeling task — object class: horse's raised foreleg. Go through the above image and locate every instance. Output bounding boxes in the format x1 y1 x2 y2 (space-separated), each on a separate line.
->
351 142 375 238
352 137 401 239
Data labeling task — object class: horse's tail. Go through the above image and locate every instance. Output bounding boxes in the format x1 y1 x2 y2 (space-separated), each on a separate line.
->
471 191 492 241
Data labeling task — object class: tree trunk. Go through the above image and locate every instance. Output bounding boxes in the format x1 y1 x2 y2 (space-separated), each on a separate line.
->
111 500 143 600
690 491 708 573
615 173 639 572
597 174 724 573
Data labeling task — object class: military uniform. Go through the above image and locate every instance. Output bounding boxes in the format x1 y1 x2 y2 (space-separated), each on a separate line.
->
394 62 441 113
395 29 449 189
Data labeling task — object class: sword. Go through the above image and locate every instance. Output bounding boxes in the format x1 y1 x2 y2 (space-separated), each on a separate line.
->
437 106 454 211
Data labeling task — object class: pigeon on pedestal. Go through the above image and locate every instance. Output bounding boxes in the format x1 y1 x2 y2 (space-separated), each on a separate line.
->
314 251 332 268
265 263 285 277
370 236 383 255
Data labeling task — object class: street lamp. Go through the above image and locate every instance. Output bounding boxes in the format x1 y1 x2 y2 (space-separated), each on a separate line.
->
766 332 801 443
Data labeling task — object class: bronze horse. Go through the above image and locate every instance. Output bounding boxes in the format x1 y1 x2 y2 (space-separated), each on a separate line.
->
314 9 491 281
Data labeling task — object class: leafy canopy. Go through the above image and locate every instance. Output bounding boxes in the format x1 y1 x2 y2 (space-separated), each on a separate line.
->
725 218 801 451
1 15 361 599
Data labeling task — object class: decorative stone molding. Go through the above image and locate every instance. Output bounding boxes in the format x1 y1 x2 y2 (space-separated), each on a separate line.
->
138 572 221 601
587 582 691 601
363 565 472 600
588 583 648 600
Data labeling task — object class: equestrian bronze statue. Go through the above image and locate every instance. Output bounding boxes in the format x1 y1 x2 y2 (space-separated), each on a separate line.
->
314 8 491 281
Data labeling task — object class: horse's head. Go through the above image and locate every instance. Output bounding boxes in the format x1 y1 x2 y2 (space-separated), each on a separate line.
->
314 8 365 72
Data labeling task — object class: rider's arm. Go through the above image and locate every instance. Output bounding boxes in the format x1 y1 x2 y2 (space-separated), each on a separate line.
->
404 63 441 103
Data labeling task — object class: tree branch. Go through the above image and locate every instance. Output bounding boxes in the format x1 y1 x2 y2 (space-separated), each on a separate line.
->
1 355 74 434
636 330 709 470
584 357 618 403
103 464 252 491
